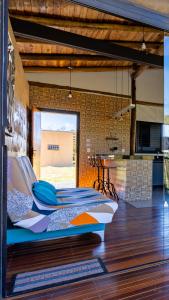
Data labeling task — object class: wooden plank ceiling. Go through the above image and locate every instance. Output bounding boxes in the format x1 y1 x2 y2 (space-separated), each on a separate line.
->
8 0 164 72
130 0 169 15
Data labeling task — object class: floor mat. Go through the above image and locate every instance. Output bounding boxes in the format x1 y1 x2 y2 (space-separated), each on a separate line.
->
10 258 107 296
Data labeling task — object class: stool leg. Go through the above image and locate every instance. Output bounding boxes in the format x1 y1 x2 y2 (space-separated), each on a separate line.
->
102 167 107 195
109 181 119 202
93 166 103 191
107 168 110 191
97 166 101 191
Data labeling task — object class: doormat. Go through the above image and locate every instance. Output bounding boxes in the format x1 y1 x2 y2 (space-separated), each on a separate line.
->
10 258 107 296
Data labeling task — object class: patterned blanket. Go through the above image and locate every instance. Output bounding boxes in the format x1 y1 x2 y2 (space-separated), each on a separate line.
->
7 157 118 233
8 189 118 233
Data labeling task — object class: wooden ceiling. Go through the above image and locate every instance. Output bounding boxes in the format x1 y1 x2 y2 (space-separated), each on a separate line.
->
8 0 164 72
130 0 169 15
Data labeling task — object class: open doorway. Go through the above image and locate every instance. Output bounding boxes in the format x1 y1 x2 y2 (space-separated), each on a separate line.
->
32 109 79 188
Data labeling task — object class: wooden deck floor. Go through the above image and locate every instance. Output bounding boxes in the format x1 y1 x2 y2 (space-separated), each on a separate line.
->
7 192 169 299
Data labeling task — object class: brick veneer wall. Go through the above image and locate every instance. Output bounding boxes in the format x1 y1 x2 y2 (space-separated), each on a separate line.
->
6 21 29 156
29 82 131 187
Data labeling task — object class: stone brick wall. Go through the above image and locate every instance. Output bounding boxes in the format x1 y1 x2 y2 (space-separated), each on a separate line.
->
29 82 131 187
6 21 29 156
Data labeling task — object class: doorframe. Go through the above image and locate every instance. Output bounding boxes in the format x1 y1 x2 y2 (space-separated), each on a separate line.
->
35 108 80 188
0 0 8 298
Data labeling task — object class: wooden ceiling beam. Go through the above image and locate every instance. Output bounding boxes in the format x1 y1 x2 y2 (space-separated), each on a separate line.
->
10 17 163 67
71 0 169 31
24 66 133 72
16 37 163 48
20 53 116 61
9 13 160 32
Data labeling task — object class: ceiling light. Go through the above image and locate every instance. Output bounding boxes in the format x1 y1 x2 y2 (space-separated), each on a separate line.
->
68 90 73 99
141 26 147 51
141 42 146 51
68 62 73 99
113 104 135 118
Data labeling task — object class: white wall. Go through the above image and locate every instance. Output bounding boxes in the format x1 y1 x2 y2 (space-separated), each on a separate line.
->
136 105 164 123
136 69 164 123
26 68 164 122
26 70 131 96
136 69 163 103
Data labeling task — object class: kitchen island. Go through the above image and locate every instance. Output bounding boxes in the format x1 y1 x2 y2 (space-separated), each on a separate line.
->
103 158 153 202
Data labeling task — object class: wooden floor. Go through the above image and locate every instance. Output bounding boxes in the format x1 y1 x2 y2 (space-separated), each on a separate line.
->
6 190 169 299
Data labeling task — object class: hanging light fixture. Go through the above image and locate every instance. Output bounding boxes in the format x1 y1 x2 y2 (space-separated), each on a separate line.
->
141 26 147 51
113 67 135 119
115 66 118 120
68 60 73 99
119 68 124 121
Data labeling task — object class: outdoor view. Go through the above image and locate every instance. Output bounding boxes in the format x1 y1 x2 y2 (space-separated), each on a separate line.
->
40 112 77 188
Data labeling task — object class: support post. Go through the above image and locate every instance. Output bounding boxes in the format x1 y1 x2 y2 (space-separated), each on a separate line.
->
0 0 8 298
130 75 136 156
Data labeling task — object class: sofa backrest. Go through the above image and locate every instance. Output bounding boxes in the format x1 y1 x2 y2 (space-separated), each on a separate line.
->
21 156 37 184
8 157 32 195
7 157 35 223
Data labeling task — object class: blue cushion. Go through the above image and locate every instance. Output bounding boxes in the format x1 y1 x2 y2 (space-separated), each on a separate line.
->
32 182 57 205
38 182 71 199
38 180 56 193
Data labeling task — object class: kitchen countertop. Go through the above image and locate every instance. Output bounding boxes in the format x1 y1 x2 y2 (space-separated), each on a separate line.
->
97 155 154 161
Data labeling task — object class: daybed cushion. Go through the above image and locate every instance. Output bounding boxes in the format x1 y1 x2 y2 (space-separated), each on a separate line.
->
7 156 118 234
38 180 56 193
32 181 100 206
7 157 50 233
32 182 58 205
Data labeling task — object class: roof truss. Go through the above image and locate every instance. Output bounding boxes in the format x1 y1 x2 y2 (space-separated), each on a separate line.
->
11 17 163 68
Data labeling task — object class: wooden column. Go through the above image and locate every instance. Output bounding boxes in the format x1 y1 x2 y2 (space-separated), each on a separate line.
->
0 0 8 298
130 75 136 155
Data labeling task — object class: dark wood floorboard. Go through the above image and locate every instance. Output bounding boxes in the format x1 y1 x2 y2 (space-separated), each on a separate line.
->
6 191 169 299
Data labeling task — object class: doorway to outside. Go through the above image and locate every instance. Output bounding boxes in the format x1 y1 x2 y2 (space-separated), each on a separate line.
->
32 109 79 188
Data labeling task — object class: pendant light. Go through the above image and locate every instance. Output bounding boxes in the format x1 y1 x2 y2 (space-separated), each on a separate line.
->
141 26 147 51
127 69 130 113
113 67 135 118
115 66 118 120
119 68 123 121
68 60 73 99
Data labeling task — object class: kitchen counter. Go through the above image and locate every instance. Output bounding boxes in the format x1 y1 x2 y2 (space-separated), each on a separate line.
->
102 159 152 202
96 153 155 160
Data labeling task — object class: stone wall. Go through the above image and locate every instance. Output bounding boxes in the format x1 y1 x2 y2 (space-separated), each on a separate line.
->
6 20 29 156
29 82 131 187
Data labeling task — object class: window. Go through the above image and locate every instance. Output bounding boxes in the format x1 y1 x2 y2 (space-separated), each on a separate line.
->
136 121 162 153
138 122 150 148
48 144 60 150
